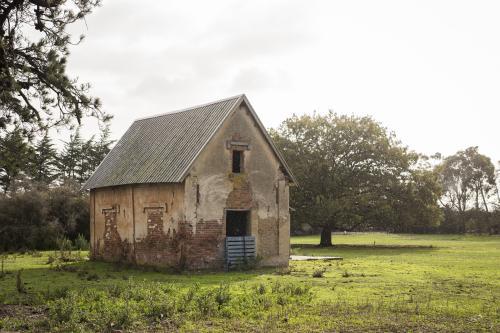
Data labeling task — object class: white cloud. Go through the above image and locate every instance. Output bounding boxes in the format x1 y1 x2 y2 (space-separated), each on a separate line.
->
63 0 500 163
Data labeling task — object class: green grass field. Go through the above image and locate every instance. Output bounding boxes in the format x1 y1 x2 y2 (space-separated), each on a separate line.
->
1 233 499 332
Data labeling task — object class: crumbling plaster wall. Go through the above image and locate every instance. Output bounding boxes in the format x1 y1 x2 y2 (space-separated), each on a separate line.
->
90 183 186 265
185 102 290 267
89 102 291 269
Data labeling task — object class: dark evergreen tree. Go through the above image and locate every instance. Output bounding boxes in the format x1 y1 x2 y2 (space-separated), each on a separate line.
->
58 127 83 181
0 127 33 192
0 0 110 135
29 131 58 184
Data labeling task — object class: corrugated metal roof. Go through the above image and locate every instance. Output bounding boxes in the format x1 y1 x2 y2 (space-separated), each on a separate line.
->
83 94 296 190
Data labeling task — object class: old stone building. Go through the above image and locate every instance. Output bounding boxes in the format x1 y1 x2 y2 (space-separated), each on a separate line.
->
83 94 296 269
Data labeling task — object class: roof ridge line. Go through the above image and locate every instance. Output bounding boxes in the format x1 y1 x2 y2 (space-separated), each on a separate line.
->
134 94 245 121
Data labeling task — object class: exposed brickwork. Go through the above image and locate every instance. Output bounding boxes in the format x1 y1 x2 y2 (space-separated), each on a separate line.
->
184 220 225 269
91 101 292 270
102 210 124 261
226 173 253 209
134 214 225 270
135 208 180 267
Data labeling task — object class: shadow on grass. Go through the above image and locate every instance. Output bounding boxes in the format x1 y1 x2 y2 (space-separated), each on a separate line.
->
291 243 439 257
1 258 269 286
0 258 272 304
292 244 437 250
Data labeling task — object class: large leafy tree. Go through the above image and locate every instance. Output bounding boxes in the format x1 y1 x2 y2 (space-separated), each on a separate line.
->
272 112 415 246
389 167 443 233
0 0 110 134
437 147 496 212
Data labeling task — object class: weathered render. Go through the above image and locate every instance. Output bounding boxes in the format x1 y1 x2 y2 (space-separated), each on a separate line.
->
84 95 295 269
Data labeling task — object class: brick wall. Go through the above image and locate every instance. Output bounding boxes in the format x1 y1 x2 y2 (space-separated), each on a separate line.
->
133 209 225 269
184 220 225 269
135 207 179 267
226 173 253 209
101 210 125 261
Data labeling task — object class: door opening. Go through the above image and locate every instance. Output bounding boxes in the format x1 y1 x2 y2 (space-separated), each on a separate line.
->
226 210 249 236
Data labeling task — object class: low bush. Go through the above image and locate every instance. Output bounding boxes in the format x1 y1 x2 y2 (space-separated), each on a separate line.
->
44 280 313 332
0 183 90 252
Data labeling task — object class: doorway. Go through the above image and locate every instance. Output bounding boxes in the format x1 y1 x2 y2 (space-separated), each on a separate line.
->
226 210 249 236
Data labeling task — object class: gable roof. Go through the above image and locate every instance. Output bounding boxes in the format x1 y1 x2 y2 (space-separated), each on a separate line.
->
83 94 296 190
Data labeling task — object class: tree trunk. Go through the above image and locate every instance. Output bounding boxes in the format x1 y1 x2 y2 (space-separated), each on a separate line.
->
480 188 489 212
319 226 332 247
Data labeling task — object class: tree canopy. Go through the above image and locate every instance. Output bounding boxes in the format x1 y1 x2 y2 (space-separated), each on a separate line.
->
271 112 443 245
0 0 110 135
0 125 113 192
437 147 496 212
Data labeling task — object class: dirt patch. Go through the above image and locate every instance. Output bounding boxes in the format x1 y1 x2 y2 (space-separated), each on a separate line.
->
0 304 47 321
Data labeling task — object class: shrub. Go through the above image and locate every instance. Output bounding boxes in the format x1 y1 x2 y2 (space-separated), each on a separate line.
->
0 183 90 252
74 234 89 251
56 236 72 259
40 280 316 331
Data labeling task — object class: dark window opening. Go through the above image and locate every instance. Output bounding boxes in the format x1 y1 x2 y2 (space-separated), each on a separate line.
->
226 210 249 236
232 150 243 173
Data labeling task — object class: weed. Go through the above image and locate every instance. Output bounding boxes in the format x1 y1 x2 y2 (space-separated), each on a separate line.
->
108 284 124 297
76 270 88 279
56 237 72 260
16 270 26 293
312 268 325 278
0 254 6 278
184 283 200 304
46 255 55 265
86 272 100 281
215 284 230 308
256 283 266 295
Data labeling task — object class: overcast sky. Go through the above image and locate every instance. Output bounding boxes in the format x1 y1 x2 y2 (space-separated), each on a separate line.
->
65 0 500 163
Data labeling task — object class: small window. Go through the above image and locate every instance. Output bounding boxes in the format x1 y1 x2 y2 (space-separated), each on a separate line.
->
232 150 243 173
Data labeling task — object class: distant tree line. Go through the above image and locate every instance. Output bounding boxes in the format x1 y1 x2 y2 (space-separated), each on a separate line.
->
1 109 498 251
0 126 113 251
271 112 500 245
